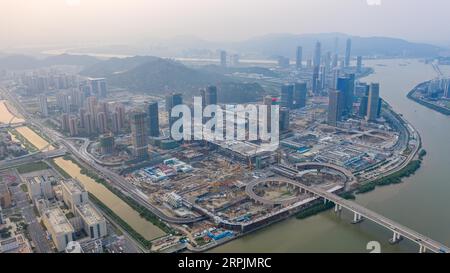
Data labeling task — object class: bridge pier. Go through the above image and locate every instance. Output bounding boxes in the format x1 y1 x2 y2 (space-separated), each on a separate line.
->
334 204 342 213
389 232 403 244
419 244 427 253
352 212 363 224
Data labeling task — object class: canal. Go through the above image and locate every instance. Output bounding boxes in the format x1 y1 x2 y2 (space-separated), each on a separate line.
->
52 157 165 240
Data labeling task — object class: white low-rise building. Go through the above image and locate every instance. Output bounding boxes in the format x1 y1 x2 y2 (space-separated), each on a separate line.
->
42 207 75 252
27 175 54 200
75 203 107 240
61 179 88 212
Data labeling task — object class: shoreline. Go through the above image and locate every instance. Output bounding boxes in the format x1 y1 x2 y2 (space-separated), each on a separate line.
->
186 68 424 253
407 82 450 116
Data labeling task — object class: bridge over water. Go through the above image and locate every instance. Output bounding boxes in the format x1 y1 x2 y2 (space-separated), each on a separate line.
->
251 177 449 253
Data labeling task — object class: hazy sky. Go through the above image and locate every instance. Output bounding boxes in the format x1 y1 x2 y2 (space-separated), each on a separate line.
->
2 0 450 48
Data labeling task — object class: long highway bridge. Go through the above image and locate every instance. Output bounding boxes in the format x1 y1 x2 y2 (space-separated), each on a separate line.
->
252 177 449 253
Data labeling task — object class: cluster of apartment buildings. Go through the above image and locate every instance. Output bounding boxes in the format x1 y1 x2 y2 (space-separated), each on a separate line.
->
29 178 107 252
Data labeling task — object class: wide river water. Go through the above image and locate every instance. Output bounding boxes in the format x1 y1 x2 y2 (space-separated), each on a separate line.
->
211 59 450 253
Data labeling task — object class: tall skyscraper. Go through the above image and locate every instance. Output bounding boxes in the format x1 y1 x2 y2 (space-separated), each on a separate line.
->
114 103 125 130
333 37 339 54
356 56 363 73
359 96 369 118
280 84 294 109
279 107 290 132
296 46 303 69
220 50 227 67
97 102 109 119
336 74 355 116
39 94 49 117
263 96 277 132
313 41 322 68
325 52 332 71
68 116 78 137
328 89 342 127
358 83 370 118
293 82 307 109
61 114 70 132
332 68 340 89
99 133 115 155
79 83 91 99
332 53 339 69
319 65 327 90
130 111 148 159
166 93 183 136
56 92 70 113
70 88 83 108
84 113 96 135
89 78 107 98
366 83 380 122
312 66 320 95
86 96 98 116
79 108 86 129
205 85 218 106
377 98 382 119
345 38 352 68
200 86 218 129
111 111 121 134
97 112 107 134
146 102 160 137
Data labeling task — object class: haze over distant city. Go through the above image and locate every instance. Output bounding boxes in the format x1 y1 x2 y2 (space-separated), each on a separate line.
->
2 0 450 48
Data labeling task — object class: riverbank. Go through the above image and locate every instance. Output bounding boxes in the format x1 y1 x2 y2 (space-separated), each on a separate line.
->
51 156 167 242
356 158 423 194
407 82 450 116
60 155 174 235
354 97 423 194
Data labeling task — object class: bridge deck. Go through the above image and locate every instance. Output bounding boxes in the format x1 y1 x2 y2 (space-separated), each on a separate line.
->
273 178 449 253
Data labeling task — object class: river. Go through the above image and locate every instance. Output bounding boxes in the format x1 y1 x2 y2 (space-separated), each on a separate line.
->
211 59 450 253
53 157 165 240
0 100 24 124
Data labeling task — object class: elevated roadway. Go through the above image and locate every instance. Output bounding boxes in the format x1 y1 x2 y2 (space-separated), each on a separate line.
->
250 177 449 253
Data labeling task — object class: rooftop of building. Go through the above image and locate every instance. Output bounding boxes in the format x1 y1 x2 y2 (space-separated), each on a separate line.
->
75 203 104 226
43 207 74 234
0 182 9 195
61 179 85 195
27 175 49 185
